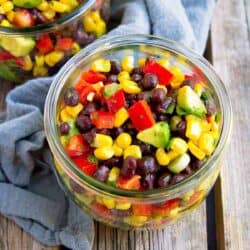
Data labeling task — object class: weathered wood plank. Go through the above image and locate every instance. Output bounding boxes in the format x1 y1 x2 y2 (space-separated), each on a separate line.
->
211 0 250 249
0 79 59 250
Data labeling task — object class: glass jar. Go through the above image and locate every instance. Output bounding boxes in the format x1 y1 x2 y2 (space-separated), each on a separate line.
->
0 0 110 83
44 35 232 230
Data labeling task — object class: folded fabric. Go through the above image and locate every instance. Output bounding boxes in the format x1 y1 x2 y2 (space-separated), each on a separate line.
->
0 0 215 249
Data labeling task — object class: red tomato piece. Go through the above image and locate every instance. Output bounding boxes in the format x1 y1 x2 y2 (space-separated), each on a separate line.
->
66 135 90 157
74 78 90 93
13 9 35 27
106 90 126 113
132 204 153 216
153 198 180 215
92 202 111 217
36 34 54 54
72 154 97 176
56 38 73 51
128 100 155 131
81 70 106 83
117 175 141 190
79 86 96 104
0 51 15 61
143 59 173 86
90 111 115 129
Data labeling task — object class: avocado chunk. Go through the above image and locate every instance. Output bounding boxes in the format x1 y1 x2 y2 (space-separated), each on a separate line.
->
177 86 207 118
13 0 42 8
168 153 191 174
137 122 170 148
0 36 35 57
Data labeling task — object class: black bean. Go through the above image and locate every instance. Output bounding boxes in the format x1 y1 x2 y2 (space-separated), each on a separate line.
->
104 157 120 167
151 88 166 103
64 88 80 106
131 67 144 75
182 165 192 176
32 9 47 24
74 29 90 46
0 14 4 22
83 128 96 145
141 173 156 190
70 179 84 194
155 97 173 114
111 209 131 217
158 173 171 188
176 120 186 138
170 174 186 184
131 73 143 83
204 99 217 116
93 165 110 182
106 74 118 83
76 115 92 132
142 73 158 90
157 114 168 121
82 102 97 115
110 61 121 74
191 159 203 170
121 156 137 178
96 128 110 135
182 79 195 88
59 122 70 135
137 156 157 175
140 144 152 155
137 91 151 102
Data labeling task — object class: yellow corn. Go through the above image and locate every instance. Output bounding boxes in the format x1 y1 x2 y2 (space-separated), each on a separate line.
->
71 42 81 54
108 167 120 182
120 79 141 94
50 1 69 13
65 103 83 118
169 207 181 219
185 115 202 141
37 0 49 11
170 66 185 89
123 215 148 226
138 58 146 68
93 134 113 148
60 135 69 147
118 71 130 82
96 196 104 205
0 19 12 27
156 148 170 166
45 51 64 67
0 0 7 4
91 58 111 72
102 197 116 209
33 65 48 77
170 137 188 155
22 55 33 71
115 202 131 210
121 55 134 73
116 133 132 149
158 59 170 69
94 146 114 160
194 83 204 97
112 143 123 157
95 19 106 38
83 13 96 32
1 1 13 13
188 141 206 160
35 54 44 67
60 108 72 122
167 150 179 161
198 133 215 156
114 107 129 127
92 81 104 92
124 145 142 159
182 190 195 201
6 10 14 22
200 119 212 132
42 9 56 20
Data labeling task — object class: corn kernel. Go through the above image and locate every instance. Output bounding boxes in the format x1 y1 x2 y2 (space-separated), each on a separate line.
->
38 0 49 11
124 145 142 159
42 9 56 20
166 150 179 161
198 133 215 156
35 54 44 67
194 83 204 97
138 58 146 68
188 141 206 160
116 133 132 149
186 115 202 141
33 65 48 77
60 108 72 122
91 58 111 72
115 202 131 210
118 71 130 82
0 19 12 27
92 81 104 92
156 148 170 166
123 215 148 226
83 14 96 32
158 59 170 69
45 51 64 67
112 143 123 157
95 19 106 38
170 66 185 89
50 1 69 13
120 79 141 94
114 107 129 127
72 42 81 54
201 120 212 132
0 0 8 4
108 167 120 183
170 137 188 155
1 1 13 13
65 103 83 118
94 146 114 160
121 55 134 73
6 10 14 22
93 134 113 148
102 197 116 209
22 55 33 71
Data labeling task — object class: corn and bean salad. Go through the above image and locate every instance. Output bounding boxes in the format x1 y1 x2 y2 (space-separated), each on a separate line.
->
0 0 109 82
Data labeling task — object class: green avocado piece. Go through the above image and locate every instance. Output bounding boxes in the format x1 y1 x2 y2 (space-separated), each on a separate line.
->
103 83 121 98
0 36 35 57
13 0 42 8
168 153 191 174
137 122 170 148
177 86 207 118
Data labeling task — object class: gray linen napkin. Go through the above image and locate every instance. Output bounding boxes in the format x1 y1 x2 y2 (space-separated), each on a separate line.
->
0 0 215 249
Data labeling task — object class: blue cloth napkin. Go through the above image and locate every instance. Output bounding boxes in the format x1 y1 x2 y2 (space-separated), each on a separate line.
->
0 0 215 249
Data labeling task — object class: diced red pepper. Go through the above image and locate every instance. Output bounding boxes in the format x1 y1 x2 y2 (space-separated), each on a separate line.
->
66 135 90 157
153 198 180 215
143 59 173 86
117 175 141 190
36 34 54 54
90 111 115 129
0 51 15 61
81 70 107 83
15 57 25 67
106 90 126 113
92 202 111 217
186 190 203 206
72 154 97 176
56 38 73 51
79 86 96 104
128 100 155 131
132 204 153 216
74 78 90 93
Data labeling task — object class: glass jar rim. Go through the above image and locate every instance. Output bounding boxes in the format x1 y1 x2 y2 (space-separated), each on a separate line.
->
0 0 95 35
44 34 232 199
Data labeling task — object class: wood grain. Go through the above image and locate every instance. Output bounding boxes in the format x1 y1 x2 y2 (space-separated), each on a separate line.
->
211 0 250 249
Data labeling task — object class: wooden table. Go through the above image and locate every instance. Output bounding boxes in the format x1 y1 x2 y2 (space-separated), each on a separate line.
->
0 0 249 249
